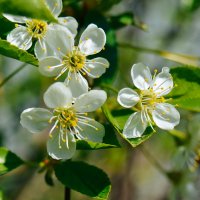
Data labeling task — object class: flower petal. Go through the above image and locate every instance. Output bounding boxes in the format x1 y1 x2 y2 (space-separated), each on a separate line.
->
74 90 107 112
58 17 78 36
7 26 32 50
20 108 52 133
152 103 180 130
39 56 64 77
123 112 148 138
34 25 73 60
79 24 106 55
78 120 105 143
131 63 152 90
117 88 140 108
47 131 76 160
65 73 88 98
45 0 62 17
85 57 109 78
152 67 173 97
3 14 28 23
44 82 73 108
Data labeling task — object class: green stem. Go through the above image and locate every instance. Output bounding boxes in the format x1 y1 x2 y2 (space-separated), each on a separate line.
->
0 63 27 88
119 43 200 66
100 84 118 93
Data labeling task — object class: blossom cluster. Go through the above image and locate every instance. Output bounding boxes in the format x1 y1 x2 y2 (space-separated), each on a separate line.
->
4 0 180 160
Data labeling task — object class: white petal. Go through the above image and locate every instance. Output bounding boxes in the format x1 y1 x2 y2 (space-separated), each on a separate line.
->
44 82 73 108
152 67 173 97
131 63 152 90
39 56 64 77
20 108 52 133
85 57 109 78
34 25 73 60
152 103 180 130
47 131 76 160
123 112 148 138
3 14 28 23
45 0 62 17
65 73 88 98
74 90 107 112
7 26 32 50
78 120 105 143
58 17 78 36
117 88 140 108
79 24 106 55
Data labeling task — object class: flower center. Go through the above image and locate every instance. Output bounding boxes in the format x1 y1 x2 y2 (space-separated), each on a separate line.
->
140 88 165 109
26 19 47 39
54 107 78 129
63 48 86 72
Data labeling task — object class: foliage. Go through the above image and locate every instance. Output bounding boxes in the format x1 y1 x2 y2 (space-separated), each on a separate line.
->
54 161 111 199
0 147 24 176
0 0 57 21
0 0 200 200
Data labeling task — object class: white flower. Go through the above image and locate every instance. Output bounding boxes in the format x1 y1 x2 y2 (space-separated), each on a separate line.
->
117 63 180 138
3 0 78 50
20 82 107 160
35 23 109 97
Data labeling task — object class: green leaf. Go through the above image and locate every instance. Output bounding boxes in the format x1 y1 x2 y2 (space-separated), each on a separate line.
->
109 12 148 31
0 39 38 66
54 161 111 200
181 0 200 12
76 139 118 150
169 66 200 112
0 147 24 176
0 0 57 22
76 124 120 150
102 103 154 147
44 169 54 186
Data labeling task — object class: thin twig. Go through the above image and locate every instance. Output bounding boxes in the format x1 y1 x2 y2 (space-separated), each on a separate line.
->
100 84 119 93
119 43 200 66
0 63 27 88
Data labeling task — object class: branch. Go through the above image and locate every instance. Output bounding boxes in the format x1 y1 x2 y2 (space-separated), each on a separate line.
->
64 187 70 200
0 63 27 88
119 43 200 67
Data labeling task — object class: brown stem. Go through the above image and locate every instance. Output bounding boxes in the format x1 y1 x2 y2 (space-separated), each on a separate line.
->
64 187 70 200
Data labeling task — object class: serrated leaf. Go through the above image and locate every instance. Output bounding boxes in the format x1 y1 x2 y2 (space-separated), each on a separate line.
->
109 12 148 31
76 140 118 150
0 147 24 176
102 104 154 147
0 39 38 66
0 0 57 22
76 124 120 150
169 66 200 112
54 161 111 200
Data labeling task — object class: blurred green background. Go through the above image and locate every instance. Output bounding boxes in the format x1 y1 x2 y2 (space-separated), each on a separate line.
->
1 0 200 199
